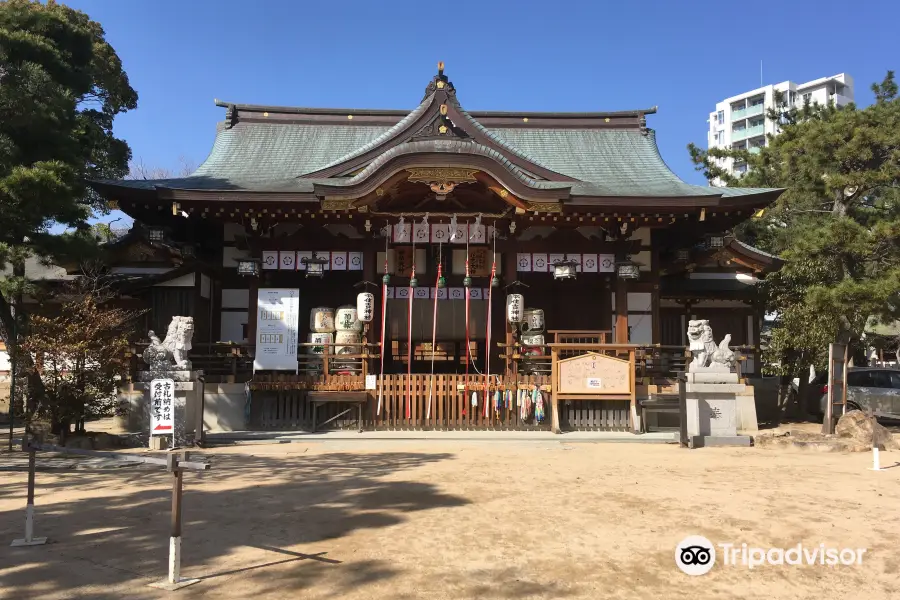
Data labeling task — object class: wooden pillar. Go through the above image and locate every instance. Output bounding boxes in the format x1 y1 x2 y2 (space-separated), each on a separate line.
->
247 276 259 351
503 247 518 379
615 278 628 344
550 346 560 434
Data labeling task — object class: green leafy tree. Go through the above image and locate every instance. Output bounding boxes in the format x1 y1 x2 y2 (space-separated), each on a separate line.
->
0 0 137 409
688 72 900 411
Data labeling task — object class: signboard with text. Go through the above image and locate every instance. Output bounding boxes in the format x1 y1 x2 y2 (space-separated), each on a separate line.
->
150 378 175 435
254 288 300 372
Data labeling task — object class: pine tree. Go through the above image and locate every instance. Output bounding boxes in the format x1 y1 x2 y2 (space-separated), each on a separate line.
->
0 0 137 409
688 72 900 387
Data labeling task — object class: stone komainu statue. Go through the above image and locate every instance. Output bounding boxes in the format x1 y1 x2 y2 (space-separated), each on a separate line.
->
142 316 195 369
686 319 736 372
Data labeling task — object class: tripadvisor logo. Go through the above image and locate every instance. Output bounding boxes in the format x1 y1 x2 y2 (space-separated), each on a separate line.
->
675 536 867 575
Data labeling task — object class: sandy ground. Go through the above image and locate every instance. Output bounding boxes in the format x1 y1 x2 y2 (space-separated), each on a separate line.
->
2 438 899 600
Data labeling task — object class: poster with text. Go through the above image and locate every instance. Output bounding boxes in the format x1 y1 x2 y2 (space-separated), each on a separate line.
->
150 378 175 435
254 288 300 372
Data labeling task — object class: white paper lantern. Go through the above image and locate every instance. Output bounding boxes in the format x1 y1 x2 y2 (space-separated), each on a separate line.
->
506 294 525 323
335 305 362 332
356 292 375 323
309 307 335 333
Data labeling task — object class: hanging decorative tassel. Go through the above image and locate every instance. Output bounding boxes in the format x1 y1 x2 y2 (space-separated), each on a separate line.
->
406 242 415 421
377 223 390 416
471 391 478 407
535 390 545 422
463 220 471 402
427 233 442 421
483 226 496 418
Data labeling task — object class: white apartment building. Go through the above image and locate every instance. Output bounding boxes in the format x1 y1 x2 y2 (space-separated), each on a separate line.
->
707 73 854 181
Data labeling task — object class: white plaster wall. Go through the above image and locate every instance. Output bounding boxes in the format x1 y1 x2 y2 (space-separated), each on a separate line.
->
221 289 250 309
220 311 249 343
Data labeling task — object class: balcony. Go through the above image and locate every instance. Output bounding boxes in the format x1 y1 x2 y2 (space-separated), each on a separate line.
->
748 147 762 155
731 104 764 120
731 124 765 142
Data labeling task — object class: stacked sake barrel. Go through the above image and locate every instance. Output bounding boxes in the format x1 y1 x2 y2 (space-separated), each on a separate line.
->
334 305 363 367
520 308 545 357
308 307 335 374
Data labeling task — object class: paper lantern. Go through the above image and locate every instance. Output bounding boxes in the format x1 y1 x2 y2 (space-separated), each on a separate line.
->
357 292 375 322
506 294 525 323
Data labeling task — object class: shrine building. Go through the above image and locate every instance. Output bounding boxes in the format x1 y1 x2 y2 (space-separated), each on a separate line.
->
91 64 783 434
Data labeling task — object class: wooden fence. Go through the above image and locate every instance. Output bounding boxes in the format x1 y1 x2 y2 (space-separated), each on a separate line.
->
249 373 558 431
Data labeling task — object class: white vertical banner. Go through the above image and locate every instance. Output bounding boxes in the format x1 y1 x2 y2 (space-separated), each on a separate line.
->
348 251 364 271
261 251 278 270
385 287 395 299
317 251 331 270
413 222 430 244
598 254 616 273
414 287 429 299
581 253 598 273
296 250 311 271
431 224 451 244
254 288 300 372
278 251 296 270
548 253 565 268
394 223 411 243
532 253 548 272
450 223 468 244
449 287 465 301
516 253 532 272
469 224 487 244
469 288 483 300
331 251 348 270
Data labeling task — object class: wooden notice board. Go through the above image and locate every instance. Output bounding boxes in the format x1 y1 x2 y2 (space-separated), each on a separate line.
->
556 352 632 399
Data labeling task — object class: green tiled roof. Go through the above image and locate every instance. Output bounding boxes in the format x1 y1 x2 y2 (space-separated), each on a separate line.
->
101 101 781 200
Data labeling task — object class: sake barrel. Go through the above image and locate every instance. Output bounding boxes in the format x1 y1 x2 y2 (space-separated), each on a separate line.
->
506 293 525 323
335 305 363 332
307 332 333 354
357 292 375 323
522 308 545 333
521 333 545 347
309 307 335 333
334 330 361 355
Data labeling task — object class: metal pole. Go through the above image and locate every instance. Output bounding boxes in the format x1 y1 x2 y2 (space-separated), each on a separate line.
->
10 446 47 546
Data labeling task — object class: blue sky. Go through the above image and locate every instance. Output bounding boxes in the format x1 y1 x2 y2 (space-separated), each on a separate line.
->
67 0 897 225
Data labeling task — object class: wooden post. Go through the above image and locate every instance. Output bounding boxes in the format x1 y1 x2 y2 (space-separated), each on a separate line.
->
550 346 560 434
151 453 200 590
615 278 628 344
10 446 48 547
247 277 259 351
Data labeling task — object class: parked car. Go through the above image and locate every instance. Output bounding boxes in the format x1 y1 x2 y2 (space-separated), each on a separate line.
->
805 367 900 420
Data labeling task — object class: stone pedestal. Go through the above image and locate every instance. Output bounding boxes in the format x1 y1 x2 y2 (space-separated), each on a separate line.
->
121 370 204 448
684 371 751 448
